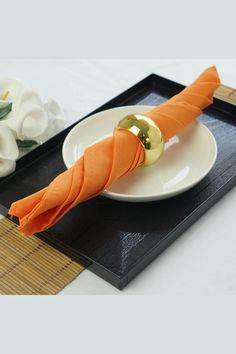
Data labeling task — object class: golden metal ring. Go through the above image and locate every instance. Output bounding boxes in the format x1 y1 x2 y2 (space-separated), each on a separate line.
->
115 114 164 166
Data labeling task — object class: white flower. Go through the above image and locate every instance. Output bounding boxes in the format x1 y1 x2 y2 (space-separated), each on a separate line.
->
0 78 67 178
0 122 19 177
36 98 66 144
0 159 16 178
0 122 19 160
0 78 48 140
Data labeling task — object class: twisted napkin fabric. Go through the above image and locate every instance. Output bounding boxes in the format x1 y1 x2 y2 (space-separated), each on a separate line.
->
9 66 220 235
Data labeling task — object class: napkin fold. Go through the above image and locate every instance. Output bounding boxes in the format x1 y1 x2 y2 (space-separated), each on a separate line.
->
9 66 220 235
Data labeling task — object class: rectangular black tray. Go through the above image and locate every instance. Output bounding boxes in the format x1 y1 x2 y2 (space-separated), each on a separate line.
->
0 74 236 290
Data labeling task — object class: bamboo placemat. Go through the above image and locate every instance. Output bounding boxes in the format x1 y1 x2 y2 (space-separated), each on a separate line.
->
214 84 236 105
0 217 84 295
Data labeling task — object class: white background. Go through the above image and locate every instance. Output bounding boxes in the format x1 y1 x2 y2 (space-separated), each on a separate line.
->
0 0 236 58
0 59 235 295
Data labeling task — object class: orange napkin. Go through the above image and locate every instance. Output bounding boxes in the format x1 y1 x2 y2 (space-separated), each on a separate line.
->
9 66 220 235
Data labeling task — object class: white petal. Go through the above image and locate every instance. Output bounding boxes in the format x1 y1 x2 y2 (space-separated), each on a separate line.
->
6 104 48 140
0 159 16 177
0 122 19 160
44 98 62 116
0 77 23 97
0 77 24 120
36 115 66 144
0 78 48 140
21 88 44 107
35 99 66 144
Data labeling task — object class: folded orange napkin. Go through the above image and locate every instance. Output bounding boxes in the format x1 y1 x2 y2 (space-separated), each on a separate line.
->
9 66 220 235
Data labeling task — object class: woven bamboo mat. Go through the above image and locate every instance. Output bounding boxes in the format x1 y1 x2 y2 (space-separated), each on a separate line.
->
0 217 84 295
214 84 236 105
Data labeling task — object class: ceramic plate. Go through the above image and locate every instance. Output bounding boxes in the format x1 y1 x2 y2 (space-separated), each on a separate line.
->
62 105 217 202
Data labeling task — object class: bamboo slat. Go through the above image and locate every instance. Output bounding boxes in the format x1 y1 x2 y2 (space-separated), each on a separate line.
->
214 84 236 105
0 217 84 295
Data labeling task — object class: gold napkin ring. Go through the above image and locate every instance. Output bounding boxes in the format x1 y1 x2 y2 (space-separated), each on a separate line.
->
115 114 164 166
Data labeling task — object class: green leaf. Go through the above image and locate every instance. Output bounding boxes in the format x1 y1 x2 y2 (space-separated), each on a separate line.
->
16 140 38 148
0 102 12 120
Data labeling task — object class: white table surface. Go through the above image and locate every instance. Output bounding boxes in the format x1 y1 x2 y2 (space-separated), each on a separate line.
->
0 59 235 295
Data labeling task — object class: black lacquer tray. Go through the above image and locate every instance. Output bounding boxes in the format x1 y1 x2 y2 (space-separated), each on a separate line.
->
0 74 235 289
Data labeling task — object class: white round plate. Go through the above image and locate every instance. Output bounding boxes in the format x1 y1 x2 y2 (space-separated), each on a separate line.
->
62 105 217 202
